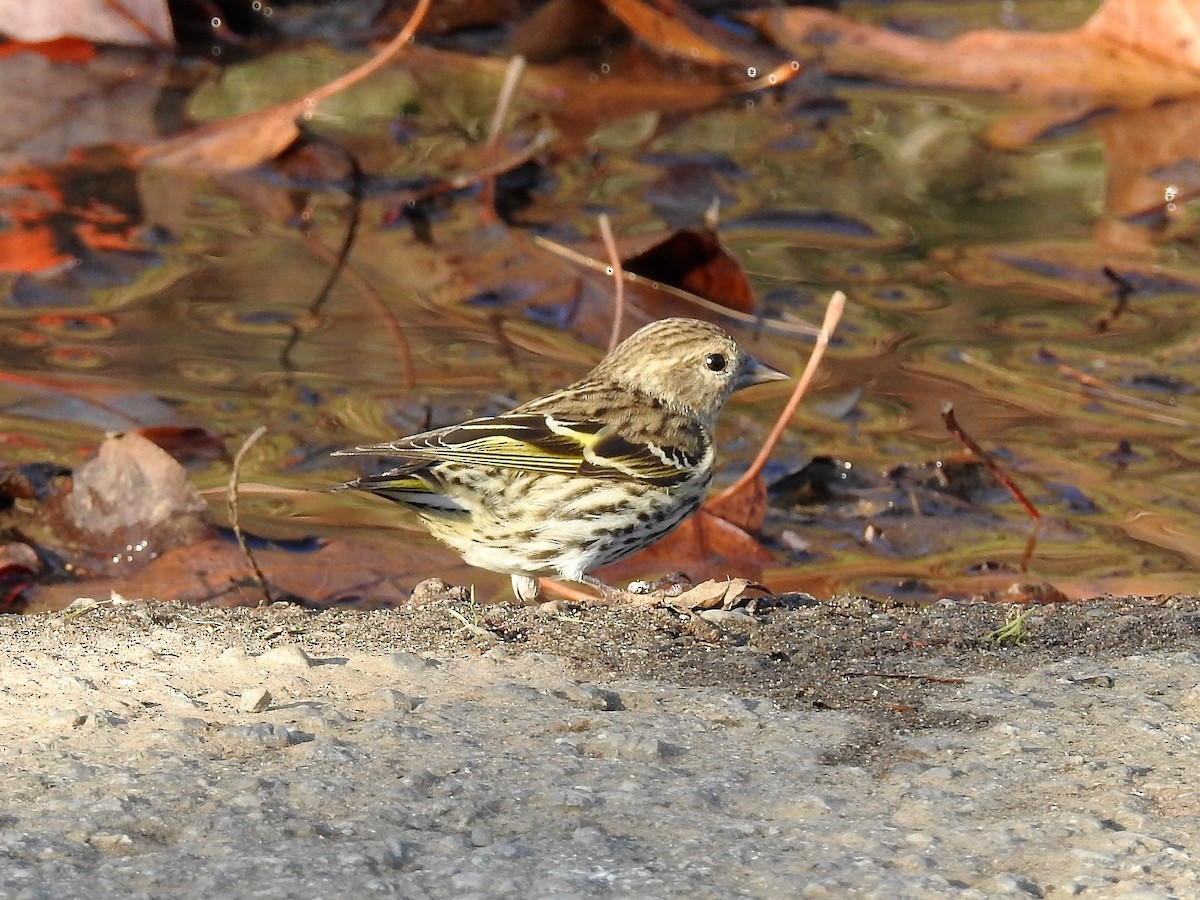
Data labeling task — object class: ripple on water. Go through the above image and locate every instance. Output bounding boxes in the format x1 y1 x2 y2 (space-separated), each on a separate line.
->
43 345 110 369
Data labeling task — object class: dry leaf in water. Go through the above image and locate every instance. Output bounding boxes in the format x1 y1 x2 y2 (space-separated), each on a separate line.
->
0 0 172 46
749 1 1200 108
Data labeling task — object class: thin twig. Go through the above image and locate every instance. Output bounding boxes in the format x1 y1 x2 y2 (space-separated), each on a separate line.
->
381 131 553 221
281 136 363 371
838 670 966 685
227 426 272 607
710 289 845 505
598 214 625 353
299 232 415 388
941 403 1040 521
479 55 528 224
941 403 1040 573
531 234 819 336
1097 265 1135 333
306 0 432 105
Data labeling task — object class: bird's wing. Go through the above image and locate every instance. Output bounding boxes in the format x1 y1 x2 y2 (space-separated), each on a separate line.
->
335 413 706 487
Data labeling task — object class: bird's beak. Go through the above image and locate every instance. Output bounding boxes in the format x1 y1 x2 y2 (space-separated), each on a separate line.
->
735 354 789 390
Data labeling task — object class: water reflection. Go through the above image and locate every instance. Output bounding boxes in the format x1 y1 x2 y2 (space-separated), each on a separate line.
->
1 12 1199 604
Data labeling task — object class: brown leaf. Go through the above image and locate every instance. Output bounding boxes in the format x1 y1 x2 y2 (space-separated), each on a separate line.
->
1084 0 1200 72
703 473 766 534
604 507 774 585
509 0 624 63
24 533 467 611
600 0 745 67
668 577 764 611
623 228 756 314
0 0 173 47
136 0 431 171
749 4 1200 106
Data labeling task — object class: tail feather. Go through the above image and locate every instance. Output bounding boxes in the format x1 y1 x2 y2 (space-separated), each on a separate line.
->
341 473 468 513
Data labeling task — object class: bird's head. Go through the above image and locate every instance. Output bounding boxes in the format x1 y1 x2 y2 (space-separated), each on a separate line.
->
593 318 788 424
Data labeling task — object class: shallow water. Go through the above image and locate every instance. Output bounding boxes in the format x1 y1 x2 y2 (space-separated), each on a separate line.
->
1 2 1197 603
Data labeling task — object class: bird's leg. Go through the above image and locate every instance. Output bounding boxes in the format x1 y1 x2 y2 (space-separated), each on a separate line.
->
510 574 543 603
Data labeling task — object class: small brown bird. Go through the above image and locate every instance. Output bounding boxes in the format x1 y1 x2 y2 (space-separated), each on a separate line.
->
335 317 786 601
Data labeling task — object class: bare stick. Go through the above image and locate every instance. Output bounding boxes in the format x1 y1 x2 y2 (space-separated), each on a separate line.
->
479 55 528 224
940 403 1041 573
838 670 966 685
940 403 1040 521
227 426 272 607
306 0 432 104
598 214 626 353
710 289 845 505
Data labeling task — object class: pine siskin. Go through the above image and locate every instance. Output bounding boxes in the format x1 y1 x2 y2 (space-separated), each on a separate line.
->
334 317 787 601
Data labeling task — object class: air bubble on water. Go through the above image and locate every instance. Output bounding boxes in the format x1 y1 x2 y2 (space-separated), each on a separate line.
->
747 67 757 78
263 6 273 15
791 60 800 70
605 266 614 276
768 74 777 84
745 99 755 109
211 45 221 56
600 63 610 74
252 1 260 9
211 16 221 27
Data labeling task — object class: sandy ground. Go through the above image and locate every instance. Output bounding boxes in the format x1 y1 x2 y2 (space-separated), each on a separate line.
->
1 595 1199 898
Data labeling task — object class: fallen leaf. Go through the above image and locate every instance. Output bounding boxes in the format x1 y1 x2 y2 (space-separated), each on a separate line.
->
23 533 467 611
136 0 431 171
667 577 765 611
0 0 172 47
603 507 775 585
622 228 756 313
748 2 1200 107
600 0 749 67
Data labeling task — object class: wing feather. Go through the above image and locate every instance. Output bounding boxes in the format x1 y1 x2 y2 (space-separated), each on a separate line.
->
336 412 705 488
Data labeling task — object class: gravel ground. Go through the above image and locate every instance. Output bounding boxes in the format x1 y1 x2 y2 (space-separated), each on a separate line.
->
1 596 1199 898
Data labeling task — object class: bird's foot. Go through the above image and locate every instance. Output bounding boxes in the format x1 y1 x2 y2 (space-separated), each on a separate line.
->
579 575 638 606
625 571 694 598
511 574 543 604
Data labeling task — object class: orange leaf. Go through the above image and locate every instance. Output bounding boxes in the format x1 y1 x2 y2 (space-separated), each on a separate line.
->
603 507 774 586
0 37 96 62
0 224 74 274
601 0 741 66
623 228 756 314
703 473 766 534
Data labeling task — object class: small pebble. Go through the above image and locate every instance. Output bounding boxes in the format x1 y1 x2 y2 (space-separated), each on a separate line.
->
238 687 272 713
259 645 314 669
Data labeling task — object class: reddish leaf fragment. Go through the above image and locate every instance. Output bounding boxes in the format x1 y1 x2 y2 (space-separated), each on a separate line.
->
601 0 775 70
703 473 766 535
0 542 41 610
623 228 756 313
608 507 774 585
0 223 74 274
136 426 229 466
0 463 71 505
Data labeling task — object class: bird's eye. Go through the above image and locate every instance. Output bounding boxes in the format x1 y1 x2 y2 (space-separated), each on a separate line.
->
704 353 727 372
